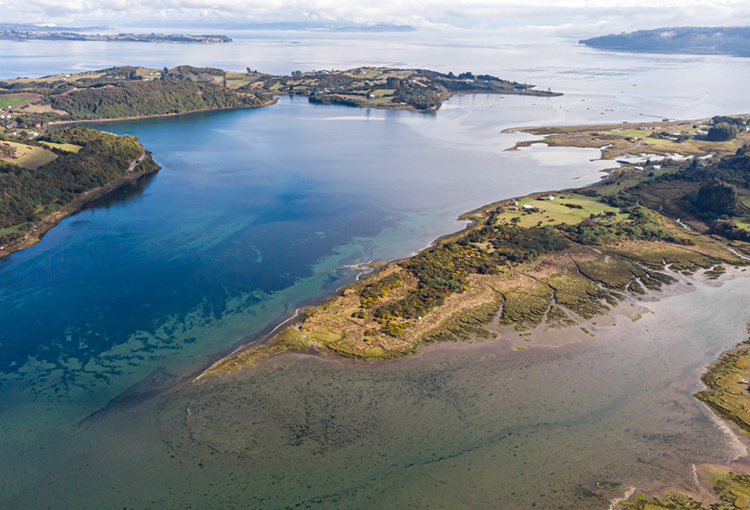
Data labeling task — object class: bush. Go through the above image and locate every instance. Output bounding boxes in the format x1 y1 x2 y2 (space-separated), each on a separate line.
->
707 122 738 142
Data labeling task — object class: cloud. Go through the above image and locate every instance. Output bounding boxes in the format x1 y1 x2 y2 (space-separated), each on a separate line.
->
3 0 750 33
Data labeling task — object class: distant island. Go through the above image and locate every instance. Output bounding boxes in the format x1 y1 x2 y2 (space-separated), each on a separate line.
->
0 23 105 32
0 31 231 43
581 26 750 57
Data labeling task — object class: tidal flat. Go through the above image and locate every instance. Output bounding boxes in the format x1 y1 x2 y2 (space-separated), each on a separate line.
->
6 271 750 509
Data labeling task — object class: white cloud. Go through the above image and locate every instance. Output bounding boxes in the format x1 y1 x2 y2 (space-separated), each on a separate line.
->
3 0 750 33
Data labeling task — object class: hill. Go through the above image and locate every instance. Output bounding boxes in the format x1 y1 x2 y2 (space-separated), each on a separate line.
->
581 26 750 57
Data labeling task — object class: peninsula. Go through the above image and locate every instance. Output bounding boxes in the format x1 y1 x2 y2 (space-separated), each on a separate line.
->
0 31 232 43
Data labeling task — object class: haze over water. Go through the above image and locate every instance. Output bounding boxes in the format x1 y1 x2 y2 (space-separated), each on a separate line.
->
2 31 750 509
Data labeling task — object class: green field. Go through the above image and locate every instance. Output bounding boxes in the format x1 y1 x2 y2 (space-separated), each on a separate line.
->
611 129 653 139
0 96 31 108
642 137 679 149
741 195 750 208
371 88 395 97
40 142 82 153
0 141 57 169
0 222 28 239
494 193 626 228
7 71 106 85
344 68 384 79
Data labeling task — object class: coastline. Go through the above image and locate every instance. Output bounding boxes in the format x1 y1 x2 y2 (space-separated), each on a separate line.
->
0 154 159 260
196 180 749 380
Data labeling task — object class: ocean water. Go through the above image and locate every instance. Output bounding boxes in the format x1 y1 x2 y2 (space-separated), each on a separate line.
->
2 31 750 509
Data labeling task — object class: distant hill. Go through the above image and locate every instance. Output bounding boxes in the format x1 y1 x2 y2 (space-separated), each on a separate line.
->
0 22 104 32
581 26 750 57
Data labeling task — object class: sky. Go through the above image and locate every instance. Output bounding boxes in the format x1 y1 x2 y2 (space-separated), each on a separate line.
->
3 0 750 36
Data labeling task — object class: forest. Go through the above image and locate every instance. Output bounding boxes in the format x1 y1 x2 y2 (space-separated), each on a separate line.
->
0 127 158 244
48 80 266 120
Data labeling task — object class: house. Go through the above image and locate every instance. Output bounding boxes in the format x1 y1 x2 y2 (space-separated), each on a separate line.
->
522 204 536 211
510 200 519 206
652 165 662 171
544 195 555 201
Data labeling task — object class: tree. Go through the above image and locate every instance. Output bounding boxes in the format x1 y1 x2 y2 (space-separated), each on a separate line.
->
707 122 738 142
693 180 738 217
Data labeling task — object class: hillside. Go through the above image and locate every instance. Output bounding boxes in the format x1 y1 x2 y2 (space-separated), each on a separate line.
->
581 26 750 57
0 127 159 252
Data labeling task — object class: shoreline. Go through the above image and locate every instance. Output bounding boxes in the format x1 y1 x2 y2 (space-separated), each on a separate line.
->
0 155 159 260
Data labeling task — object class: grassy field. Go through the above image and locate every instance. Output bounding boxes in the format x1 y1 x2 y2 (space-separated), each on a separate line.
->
494 193 626 228
0 222 28 240
40 142 82 153
0 141 57 169
643 135 744 155
18 103 67 115
6 71 106 85
610 129 653 139
344 68 385 79
0 96 32 108
371 88 395 97
736 218 750 231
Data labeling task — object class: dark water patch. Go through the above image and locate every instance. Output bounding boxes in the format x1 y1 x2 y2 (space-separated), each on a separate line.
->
79 366 179 428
